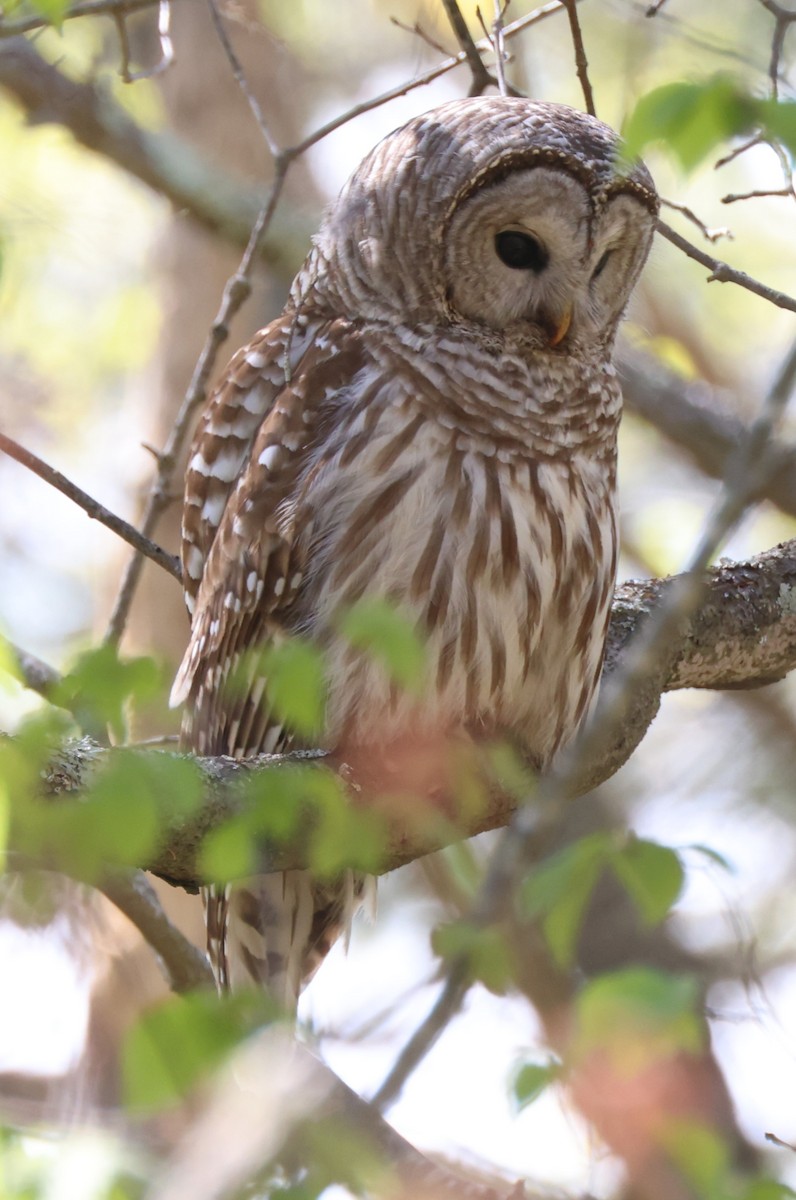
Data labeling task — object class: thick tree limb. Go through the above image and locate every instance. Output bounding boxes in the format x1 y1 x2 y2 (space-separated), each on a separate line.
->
31 540 796 888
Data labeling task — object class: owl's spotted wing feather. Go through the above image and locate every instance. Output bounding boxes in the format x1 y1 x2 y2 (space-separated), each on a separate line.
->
174 314 368 1001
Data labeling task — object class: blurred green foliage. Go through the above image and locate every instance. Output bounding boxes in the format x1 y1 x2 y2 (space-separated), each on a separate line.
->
123 989 276 1112
624 76 796 173
522 834 684 968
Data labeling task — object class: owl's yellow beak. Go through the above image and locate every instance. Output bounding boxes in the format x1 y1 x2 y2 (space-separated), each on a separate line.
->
548 305 572 347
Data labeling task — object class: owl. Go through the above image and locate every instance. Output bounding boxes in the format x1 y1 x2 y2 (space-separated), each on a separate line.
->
171 96 658 1005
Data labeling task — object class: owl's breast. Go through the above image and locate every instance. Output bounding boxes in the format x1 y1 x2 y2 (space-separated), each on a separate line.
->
292 387 618 767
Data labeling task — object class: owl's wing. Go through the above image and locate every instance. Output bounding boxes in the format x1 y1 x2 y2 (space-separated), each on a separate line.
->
171 312 367 759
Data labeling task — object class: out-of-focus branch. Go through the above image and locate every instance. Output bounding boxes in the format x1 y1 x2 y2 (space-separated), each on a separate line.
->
0 0 158 36
0 39 303 267
618 351 796 519
0 433 181 582
99 870 214 991
5 641 61 698
441 0 494 96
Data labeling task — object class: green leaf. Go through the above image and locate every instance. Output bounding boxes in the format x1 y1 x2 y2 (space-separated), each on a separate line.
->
30 0 71 26
52 645 161 740
521 834 613 967
199 818 258 883
260 639 326 740
338 598 426 694
575 967 702 1075
660 1120 731 1200
432 921 513 994
512 1059 561 1111
609 837 684 926
742 1181 796 1200
307 771 388 877
28 752 202 882
123 990 275 1112
623 76 759 172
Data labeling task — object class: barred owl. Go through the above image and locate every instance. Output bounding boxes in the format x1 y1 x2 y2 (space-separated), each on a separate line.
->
172 97 658 1005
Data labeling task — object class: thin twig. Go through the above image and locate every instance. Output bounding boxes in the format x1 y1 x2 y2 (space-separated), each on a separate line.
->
371 961 469 1111
206 0 279 158
390 17 453 57
657 219 796 313
0 433 181 582
645 0 669 13
562 0 595 116
491 0 510 96
757 0 796 99
660 198 732 243
103 159 291 646
722 187 793 204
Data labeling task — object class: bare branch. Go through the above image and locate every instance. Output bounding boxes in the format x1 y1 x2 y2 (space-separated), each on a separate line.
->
657 219 796 313
99 870 214 991
206 0 279 158
103 160 291 645
5 641 61 698
660 197 732 243
0 432 181 582
0 39 301 261
562 0 595 115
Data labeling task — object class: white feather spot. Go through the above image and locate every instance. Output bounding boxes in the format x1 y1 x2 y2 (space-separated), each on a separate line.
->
246 571 258 592
189 451 212 476
258 444 280 470
201 493 226 526
186 545 204 580
245 348 268 369
210 448 245 483
290 572 303 590
273 577 286 597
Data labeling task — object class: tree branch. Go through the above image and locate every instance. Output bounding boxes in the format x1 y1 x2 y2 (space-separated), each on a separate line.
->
657 219 796 313
28 540 796 888
0 433 181 582
0 38 303 267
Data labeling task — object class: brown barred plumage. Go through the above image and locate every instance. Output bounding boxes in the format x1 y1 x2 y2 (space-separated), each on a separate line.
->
172 97 658 1006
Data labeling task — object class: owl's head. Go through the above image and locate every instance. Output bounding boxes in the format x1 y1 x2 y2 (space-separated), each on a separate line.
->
301 97 658 352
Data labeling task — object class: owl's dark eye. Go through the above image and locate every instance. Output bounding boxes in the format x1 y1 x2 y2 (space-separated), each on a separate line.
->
591 249 612 281
494 230 549 272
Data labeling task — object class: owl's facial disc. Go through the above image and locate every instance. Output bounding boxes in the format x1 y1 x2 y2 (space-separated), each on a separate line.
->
444 166 591 341
443 164 654 348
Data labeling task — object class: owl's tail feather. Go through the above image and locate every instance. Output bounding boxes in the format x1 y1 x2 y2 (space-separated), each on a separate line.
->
204 871 370 1010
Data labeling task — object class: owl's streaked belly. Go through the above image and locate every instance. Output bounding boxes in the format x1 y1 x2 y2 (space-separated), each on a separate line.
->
295 410 617 767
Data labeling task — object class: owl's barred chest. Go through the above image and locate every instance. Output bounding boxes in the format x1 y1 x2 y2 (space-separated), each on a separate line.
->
295 384 619 765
